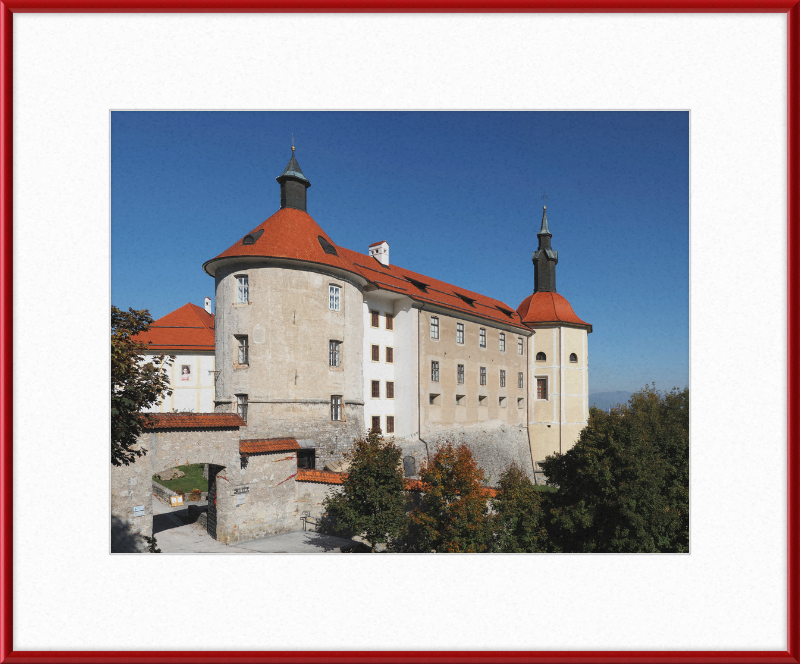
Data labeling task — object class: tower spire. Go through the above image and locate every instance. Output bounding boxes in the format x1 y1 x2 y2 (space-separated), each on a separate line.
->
276 140 310 211
532 205 558 293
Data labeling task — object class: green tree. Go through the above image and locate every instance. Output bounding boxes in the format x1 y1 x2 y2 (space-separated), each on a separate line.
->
541 385 689 553
111 306 173 466
323 430 407 552
399 441 493 553
492 463 550 552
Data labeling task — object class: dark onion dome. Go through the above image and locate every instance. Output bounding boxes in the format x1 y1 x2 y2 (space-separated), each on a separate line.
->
516 291 592 332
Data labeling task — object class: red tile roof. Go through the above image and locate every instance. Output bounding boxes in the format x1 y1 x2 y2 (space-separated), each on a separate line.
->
239 438 300 455
295 471 497 496
142 413 246 430
136 303 215 352
338 247 530 331
516 291 591 330
204 208 529 331
369 240 388 247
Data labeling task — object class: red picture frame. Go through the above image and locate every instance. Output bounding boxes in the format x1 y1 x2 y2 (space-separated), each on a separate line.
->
1 3 797 663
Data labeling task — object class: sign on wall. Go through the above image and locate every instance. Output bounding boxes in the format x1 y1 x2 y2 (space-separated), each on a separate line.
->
133 505 145 517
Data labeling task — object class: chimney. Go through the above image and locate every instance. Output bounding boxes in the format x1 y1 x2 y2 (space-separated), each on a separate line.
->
369 241 390 266
204 297 212 314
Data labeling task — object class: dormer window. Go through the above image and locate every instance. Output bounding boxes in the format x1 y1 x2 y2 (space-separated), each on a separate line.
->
318 235 338 256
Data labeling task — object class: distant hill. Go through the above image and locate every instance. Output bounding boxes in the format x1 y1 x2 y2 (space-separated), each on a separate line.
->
589 391 633 411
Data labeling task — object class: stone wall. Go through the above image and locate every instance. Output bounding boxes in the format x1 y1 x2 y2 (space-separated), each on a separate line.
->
296 480 341 526
110 439 154 551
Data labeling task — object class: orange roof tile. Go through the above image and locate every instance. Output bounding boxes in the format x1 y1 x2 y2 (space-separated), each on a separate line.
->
136 303 215 352
296 469 345 484
239 438 300 455
203 208 367 281
142 413 246 430
516 291 591 330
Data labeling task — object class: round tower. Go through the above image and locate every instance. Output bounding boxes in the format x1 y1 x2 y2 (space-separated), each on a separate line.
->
202 148 367 468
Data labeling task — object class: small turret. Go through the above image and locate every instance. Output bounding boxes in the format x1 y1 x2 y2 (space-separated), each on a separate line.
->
276 141 310 211
532 206 558 293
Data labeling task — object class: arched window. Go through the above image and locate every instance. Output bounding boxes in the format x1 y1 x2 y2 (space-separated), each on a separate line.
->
536 352 546 361
569 353 578 363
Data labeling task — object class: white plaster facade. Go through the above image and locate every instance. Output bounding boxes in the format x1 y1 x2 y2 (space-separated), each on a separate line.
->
145 352 216 413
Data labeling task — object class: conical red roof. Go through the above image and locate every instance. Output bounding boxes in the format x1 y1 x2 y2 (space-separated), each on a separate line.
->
136 303 215 352
203 208 366 280
516 292 591 330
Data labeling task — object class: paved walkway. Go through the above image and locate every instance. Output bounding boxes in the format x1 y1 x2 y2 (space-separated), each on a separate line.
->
152 496 361 553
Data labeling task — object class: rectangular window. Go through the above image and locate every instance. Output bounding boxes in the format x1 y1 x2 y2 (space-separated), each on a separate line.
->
499 396 507 407
371 380 381 398
236 394 248 422
386 415 395 433
518 372 524 389
329 340 341 367
430 316 439 340
518 338 524 355
331 395 342 421
456 322 464 344
370 310 380 328
429 394 440 406
431 361 440 382
517 397 524 409
236 276 249 304
457 364 465 384
386 346 394 363
480 366 486 386
499 332 506 352
371 415 381 432
297 449 316 470
385 313 394 330
478 395 487 406
456 394 465 406
329 285 341 311
537 378 548 400
386 381 395 399
500 370 506 387
479 328 486 348
371 344 380 362
235 335 249 365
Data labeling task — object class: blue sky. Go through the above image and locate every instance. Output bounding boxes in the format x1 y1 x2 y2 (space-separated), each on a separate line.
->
111 111 689 394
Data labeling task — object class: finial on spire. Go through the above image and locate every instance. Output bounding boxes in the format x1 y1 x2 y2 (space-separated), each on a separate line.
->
291 133 295 154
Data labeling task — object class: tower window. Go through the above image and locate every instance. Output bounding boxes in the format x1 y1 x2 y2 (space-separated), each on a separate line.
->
386 347 394 363
385 314 394 330
331 395 342 421
536 378 548 400
499 333 506 352
430 316 440 340
457 364 465 384
480 366 486 386
329 285 341 311
518 372 524 388
570 353 578 363
235 335 249 365
431 361 440 382
518 338 524 355
371 345 380 362
479 328 486 348
371 310 380 328
371 380 381 398
236 276 249 304
456 322 464 344
386 381 395 399
500 370 506 387
236 394 248 422
329 340 341 367
536 352 546 361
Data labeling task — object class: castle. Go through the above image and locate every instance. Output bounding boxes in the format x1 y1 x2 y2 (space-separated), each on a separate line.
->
113 147 592 545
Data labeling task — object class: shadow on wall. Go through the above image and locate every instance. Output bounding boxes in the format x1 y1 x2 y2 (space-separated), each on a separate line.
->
111 515 147 553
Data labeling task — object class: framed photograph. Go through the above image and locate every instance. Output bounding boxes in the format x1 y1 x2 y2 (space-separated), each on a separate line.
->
1 3 797 662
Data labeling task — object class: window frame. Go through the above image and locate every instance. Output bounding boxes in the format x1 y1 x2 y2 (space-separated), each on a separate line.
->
371 380 381 399
430 315 440 340
431 360 440 382
331 395 343 421
386 415 395 433
480 366 487 386
371 415 382 432
500 369 506 387
235 334 249 366
457 364 465 384
536 351 547 361
499 332 506 352
536 377 548 401
329 284 341 311
385 313 394 330
370 310 380 328
329 340 341 367
518 371 524 389
235 394 248 422
569 353 578 363
479 327 486 348
456 322 465 345
386 346 394 363
236 275 249 304
371 344 380 362
518 338 524 355
386 381 395 399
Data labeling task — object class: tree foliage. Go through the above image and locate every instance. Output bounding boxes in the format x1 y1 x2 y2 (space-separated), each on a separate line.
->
541 385 689 553
491 463 549 553
323 430 407 551
399 441 493 553
111 306 173 466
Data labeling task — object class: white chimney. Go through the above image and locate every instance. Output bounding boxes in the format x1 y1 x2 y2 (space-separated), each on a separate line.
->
204 296 212 314
369 240 390 266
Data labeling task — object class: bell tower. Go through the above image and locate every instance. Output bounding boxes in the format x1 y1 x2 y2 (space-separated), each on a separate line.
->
276 141 310 211
532 206 558 293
